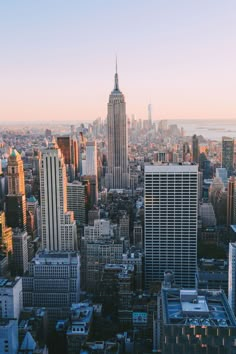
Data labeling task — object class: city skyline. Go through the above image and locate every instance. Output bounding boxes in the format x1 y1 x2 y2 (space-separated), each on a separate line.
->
0 1 236 122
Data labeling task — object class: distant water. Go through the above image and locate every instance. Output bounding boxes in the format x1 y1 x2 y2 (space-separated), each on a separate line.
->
163 119 236 141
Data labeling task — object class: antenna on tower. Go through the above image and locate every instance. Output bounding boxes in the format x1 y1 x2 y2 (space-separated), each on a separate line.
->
114 55 119 91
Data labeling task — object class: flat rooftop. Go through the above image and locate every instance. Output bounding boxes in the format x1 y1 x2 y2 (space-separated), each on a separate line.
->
0 277 21 288
162 288 236 328
145 164 198 173
32 251 79 265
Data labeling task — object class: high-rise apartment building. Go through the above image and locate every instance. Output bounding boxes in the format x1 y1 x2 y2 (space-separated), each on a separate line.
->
144 164 198 288
5 149 27 231
106 66 129 189
222 136 234 177
192 134 199 163
40 142 77 251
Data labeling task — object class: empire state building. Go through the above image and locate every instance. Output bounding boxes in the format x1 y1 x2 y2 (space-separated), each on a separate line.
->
106 66 130 189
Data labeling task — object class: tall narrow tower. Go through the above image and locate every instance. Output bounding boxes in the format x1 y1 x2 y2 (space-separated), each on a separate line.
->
6 149 27 230
106 63 129 189
192 134 199 163
7 149 25 195
222 136 234 177
40 141 76 251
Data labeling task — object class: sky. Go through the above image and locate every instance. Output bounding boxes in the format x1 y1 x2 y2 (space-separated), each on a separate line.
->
0 0 235 122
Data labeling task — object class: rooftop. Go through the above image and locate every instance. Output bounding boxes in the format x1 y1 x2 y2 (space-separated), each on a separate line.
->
0 276 21 288
145 163 198 173
32 251 79 265
66 302 93 336
162 288 236 328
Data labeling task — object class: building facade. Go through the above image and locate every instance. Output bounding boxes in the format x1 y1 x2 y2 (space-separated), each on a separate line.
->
0 211 13 255
12 230 28 275
144 164 198 288
67 181 86 225
23 251 80 323
0 277 23 320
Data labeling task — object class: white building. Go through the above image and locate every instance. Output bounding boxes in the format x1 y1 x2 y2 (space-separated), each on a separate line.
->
23 250 80 323
0 319 18 354
228 243 236 313
84 219 110 242
144 164 198 288
40 141 77 251
105 66 129 189
0 277 23 320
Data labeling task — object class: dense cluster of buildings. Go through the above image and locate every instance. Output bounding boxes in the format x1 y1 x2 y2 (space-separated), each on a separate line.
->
0 68 236 353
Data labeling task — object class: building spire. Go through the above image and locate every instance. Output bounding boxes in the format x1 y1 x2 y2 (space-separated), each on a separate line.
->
114 56 119 91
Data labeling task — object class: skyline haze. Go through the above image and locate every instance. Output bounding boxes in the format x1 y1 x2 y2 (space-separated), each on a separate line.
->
0 0 235 122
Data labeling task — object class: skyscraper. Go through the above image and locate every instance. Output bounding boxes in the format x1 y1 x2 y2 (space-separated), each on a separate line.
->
5 149 27 231
144 164 198 288
106 64 129 189
40 141 77 251
192 134 199 163
222 136 234 177
12 229 28 275
7 149 25 195
82 141 98 204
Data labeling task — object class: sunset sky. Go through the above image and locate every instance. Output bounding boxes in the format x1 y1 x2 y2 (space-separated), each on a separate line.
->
0 0 235 122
